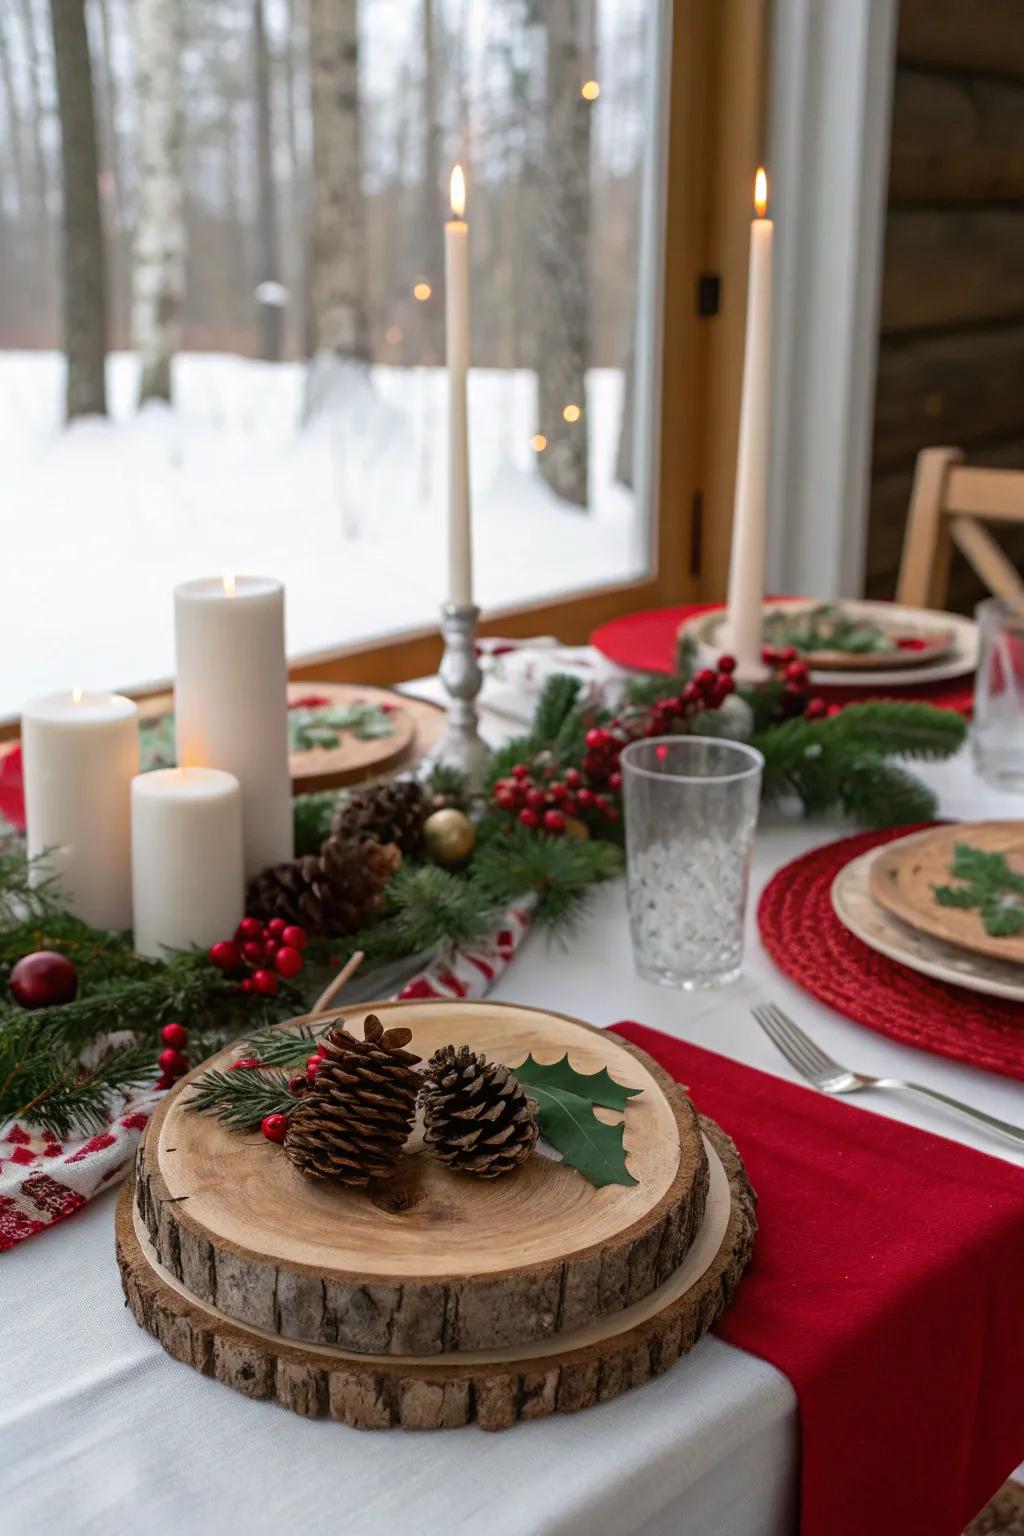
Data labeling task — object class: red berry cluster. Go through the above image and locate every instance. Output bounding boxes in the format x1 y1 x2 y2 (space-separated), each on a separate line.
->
761 646 835 723
230 1032 336 1141
208 916 308 999
490 760 619 833
155 1021 191 1091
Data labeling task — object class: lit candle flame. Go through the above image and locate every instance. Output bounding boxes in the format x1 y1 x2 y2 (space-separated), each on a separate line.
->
450 164 466 220
754 166 768 219
71 686 83 704
222 573 236 596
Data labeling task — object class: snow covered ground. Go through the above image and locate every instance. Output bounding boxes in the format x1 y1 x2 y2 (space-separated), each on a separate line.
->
0 351 643 718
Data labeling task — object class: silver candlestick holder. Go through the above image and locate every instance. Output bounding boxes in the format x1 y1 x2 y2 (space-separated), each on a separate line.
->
435 601 490 788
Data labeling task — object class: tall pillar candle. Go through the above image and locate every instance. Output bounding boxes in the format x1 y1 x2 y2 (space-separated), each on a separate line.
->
174 576 292 878
445 164 472 606
724 167 773 679
131 768 244 958
22 689 139 929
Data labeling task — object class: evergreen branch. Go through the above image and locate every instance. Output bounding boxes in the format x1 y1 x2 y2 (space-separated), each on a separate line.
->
369 863 498 956
836 760 937 828
3 1038 158 1138
292 790 342 856
229 1023 323 1068
470 824 623 936
533 674 583 741
422 762 471 809
0 847 68 929
186 1067 297 1132
818 701 966 760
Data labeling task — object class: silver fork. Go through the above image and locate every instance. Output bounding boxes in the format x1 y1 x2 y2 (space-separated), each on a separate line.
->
752 1002 1024 1148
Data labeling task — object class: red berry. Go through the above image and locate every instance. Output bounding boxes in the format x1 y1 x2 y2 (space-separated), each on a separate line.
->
307 1053 322 1073
495 790 518 811
288 1074 308 1095
780 647 798 664
158 1047 189 1078
241 939 265 966
281 925 307 951
518 808 540 829
154 1074 174 1091
251 968 279 997
230 1057 262 1072
160 1022 189 1049
585 727 608 750
275 945 303 979
608 770 622 792
682 681 701 704
525 786 547 810
784 660 809 684
594 795 613 817
561 795 578 816
240 978 255 995
316 1041 331 1057
761 646 777 665
718 654 737 674
261 1112 289 1144
266 918 287 937
236 916 263 940
696 667 718 690
543 809 566 833
512 763 530 780
209 939 241 971
827 703 842 718
576 787 595 809
549 782 568 802
565 768 581 790
717 674 736 697
805 698 827 720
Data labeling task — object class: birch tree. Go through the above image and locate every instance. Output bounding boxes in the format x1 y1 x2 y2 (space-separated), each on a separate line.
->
49 0 108 419
131 0 184 404
536 0 593 508
253 0 283 361
307 0 368 408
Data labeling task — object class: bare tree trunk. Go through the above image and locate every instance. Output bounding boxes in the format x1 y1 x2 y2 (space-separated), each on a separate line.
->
419 0 444 361
616 338 635 488
49 0 107 419
307 0 368 368
131 0 184 404
536 0 592 508
0 12 26 215
96 0 122 222
253 0 283 361
19 0 53 234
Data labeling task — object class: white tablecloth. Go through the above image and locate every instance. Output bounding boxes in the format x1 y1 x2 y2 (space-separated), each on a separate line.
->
4 673 1024 1536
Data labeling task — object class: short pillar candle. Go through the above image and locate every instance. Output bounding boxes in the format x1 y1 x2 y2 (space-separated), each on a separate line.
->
131 767 244 959
22 689 139 930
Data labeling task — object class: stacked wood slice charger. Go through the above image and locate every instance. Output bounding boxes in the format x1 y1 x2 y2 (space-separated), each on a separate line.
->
117 1000 756 1430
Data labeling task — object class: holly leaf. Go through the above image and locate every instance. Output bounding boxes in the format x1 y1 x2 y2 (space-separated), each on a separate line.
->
524 1082 638 1188
513 1051 643 1112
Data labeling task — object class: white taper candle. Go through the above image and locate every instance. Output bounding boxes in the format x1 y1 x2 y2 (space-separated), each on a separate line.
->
445 164 472 606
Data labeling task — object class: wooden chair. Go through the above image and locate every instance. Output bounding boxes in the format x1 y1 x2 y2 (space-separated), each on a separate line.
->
895 447 1024 609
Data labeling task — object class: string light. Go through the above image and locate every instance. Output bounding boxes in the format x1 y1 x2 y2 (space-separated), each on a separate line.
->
562 403 581 423
581 80 600 101
530 434 547 453
413 281 432 302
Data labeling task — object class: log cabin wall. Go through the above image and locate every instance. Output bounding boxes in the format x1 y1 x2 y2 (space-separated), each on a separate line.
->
866 0 1024 611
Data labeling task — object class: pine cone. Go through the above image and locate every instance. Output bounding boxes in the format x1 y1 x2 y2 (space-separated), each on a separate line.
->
247 835 400 935
285 1015 422 1184
421 1045 539 1178
330 779 429 858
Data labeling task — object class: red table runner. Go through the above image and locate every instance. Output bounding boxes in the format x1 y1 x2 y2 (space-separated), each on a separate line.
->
592 602 975 713
611 1023 1024 1536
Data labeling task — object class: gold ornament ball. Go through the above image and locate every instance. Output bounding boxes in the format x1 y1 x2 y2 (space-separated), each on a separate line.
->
562 816 591 842
423 807 477 866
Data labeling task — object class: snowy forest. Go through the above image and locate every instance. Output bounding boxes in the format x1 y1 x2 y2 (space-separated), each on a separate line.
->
0 0 656 714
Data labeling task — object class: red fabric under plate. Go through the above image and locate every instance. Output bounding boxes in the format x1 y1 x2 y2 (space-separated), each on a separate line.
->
610 1024 1024 1536
591 602 975 713
758 825 1024 1083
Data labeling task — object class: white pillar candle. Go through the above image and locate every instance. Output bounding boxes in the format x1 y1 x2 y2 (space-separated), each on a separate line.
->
174 575 293 879
131 768 244 958
445 163 473 606
22 689 139 930
725 167 773 679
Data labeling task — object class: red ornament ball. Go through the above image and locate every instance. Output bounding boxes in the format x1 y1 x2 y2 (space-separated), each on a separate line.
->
274 945 303 979
251 968 279 997
158 1048 189 1078
281 925 307 951
261 1112 289 1143
209 939 241 971
160 1022 189 1050
236 916 263 941
10 951 78 1010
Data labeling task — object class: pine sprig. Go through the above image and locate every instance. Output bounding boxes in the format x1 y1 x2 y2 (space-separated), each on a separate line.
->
227 1023 323 1068
292 790 342 856
471 823 623 934
186 1067 297 1132
371 863 498 956
0 847 67 928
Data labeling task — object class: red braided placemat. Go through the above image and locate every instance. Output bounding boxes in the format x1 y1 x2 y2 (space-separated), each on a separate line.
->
758 825 1024 1082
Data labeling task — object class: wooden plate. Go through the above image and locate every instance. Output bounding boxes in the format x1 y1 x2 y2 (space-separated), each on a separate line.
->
869 822 1024 968
680 599 978 688
832 847 1024 1002
134 1001 711 1359
117 1115 755 1430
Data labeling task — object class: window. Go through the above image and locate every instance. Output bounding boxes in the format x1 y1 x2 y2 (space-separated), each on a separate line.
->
2 0 734 718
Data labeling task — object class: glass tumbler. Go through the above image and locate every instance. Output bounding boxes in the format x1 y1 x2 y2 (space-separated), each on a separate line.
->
972 596 1024 794
621 736 764 989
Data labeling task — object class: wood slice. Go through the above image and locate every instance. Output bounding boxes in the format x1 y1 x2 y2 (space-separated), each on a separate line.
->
136 1002 710 1357
117 1115 755 1431
869 822 1024 967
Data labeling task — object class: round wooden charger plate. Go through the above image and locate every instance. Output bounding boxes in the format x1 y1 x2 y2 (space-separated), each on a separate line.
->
117 1115 754 1430
134 1002 711 1358
680 599 977 686
832 847 1024 1002
869 822 1024 968
139 681 443 794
